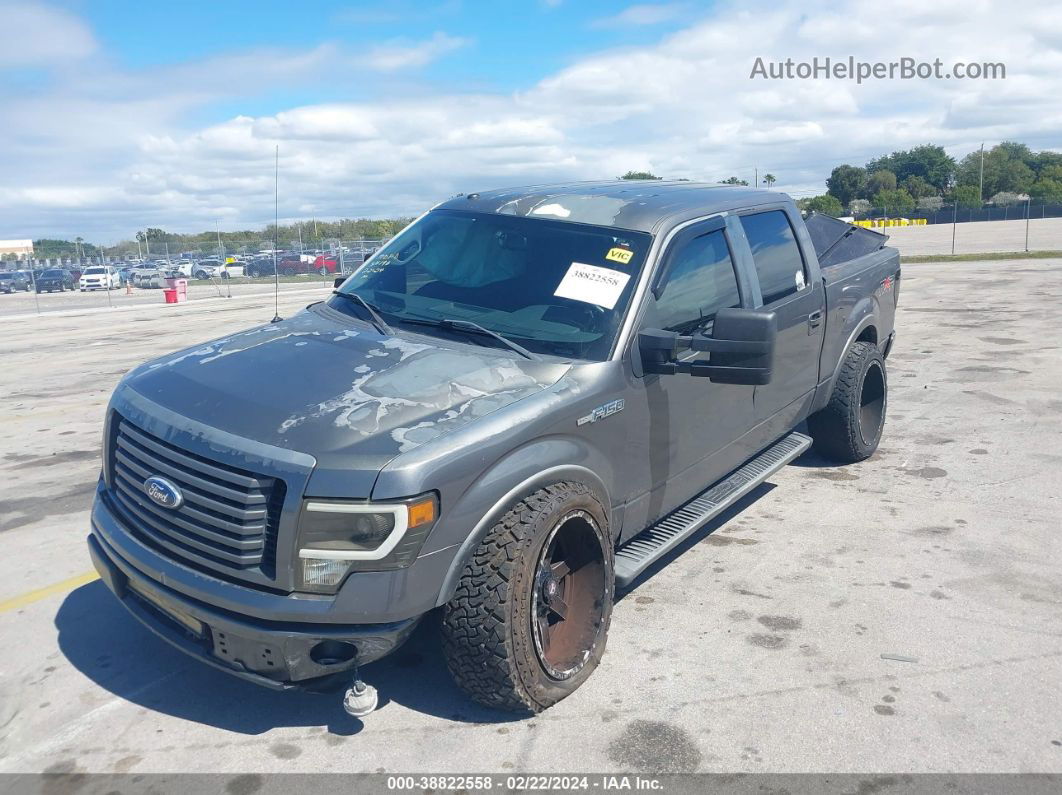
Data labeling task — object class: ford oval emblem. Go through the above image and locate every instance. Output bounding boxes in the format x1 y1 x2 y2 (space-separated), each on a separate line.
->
144 476 183 510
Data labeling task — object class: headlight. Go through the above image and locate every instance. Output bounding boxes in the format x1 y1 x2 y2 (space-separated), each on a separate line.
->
295 493 438 593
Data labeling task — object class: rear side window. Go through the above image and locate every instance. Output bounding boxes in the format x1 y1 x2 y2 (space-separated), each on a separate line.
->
740 210 807 304
651 229 741 333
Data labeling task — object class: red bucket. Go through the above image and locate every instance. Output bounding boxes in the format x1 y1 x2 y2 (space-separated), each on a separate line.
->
164 289 178 304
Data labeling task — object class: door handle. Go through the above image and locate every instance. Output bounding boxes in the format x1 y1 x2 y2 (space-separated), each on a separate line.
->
807 310 823 329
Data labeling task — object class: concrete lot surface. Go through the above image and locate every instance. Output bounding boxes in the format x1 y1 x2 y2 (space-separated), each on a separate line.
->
0 260 1060 774
881 216 1061 255
0 278 335 319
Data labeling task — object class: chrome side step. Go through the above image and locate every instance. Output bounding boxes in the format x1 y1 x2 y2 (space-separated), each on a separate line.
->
614 432 812 588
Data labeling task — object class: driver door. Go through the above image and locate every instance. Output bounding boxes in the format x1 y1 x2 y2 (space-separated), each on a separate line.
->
623 218 758 536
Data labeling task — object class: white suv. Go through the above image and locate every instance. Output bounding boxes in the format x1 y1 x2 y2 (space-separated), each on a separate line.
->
79 266 118 291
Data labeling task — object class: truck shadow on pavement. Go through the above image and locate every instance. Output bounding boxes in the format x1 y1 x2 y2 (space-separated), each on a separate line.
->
54 584 518 735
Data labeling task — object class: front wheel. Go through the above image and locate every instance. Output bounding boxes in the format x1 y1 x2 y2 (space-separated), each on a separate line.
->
807 341 887 463
442 482 614 713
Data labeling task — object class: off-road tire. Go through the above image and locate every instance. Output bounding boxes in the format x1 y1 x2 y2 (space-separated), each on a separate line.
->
441 482 614 713
807 341 887 463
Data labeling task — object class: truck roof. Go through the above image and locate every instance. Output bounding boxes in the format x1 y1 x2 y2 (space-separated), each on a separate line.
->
434 180 787 234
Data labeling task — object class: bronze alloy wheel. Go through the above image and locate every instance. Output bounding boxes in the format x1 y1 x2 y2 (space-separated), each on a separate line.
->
530 509 609 681
858 360 886 447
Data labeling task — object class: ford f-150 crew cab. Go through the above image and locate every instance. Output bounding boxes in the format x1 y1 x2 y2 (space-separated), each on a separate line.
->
88 182 899 716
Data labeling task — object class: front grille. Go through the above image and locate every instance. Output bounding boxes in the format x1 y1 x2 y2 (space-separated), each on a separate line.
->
108 414 285 581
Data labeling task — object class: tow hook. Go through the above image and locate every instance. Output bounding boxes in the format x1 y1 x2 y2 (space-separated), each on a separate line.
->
342 670 379 718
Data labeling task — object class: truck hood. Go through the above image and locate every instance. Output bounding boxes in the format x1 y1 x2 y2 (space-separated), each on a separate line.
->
123 304 570 469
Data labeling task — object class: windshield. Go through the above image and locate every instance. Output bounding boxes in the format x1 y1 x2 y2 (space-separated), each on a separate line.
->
43 270 62 277
331 209 651 361
84 268 106 275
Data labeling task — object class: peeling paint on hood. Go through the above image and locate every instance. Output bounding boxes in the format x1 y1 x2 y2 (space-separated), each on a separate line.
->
124 305 570 469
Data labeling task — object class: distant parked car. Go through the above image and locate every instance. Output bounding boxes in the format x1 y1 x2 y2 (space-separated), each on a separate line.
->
276 253 310 276
312 254 340 275
0 271 32 293
193 258 221 279
79 266 119 291
36 269 76 293
245 256 276 278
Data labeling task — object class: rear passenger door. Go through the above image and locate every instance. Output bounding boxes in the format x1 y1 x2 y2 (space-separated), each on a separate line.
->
737 208 824 423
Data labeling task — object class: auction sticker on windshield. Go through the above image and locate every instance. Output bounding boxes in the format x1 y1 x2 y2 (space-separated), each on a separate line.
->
554 262 631 309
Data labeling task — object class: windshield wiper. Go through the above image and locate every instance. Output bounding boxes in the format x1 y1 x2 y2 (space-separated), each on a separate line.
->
331 291 392 335
399 317 539 360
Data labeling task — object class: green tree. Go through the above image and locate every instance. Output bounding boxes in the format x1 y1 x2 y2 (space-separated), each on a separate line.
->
718 176 748 185
762 173 777 188
618 170 662 180
872 188 915 213
826 164 865 206
866 144 955 195
950 185 981 208
1030 180 1062 203
866 169 897 196
955 143 1035 197
901 175 934 199
800 194 844 216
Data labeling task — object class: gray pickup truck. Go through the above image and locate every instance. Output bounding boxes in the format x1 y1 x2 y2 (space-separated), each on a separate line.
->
88 182 899 716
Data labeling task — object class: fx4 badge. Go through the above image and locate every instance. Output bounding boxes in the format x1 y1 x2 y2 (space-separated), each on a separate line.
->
577 399 625 426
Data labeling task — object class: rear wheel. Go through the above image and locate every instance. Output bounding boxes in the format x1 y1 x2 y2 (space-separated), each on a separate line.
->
318 266 329 276
807 341 887 463
442 482 613 713
282 267 296 277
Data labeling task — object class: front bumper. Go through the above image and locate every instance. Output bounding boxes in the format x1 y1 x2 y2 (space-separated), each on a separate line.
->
88 530 421 690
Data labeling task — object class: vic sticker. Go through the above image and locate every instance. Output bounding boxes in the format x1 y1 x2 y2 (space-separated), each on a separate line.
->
605 247 633 265
554 262 631 309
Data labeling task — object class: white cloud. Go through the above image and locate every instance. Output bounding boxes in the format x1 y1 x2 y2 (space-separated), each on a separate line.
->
0 1 95 64
592 3 691 29
1 0 1060 240
364 31 469 72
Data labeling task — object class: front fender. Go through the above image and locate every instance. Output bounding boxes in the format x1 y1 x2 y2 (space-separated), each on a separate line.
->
431 437 613 608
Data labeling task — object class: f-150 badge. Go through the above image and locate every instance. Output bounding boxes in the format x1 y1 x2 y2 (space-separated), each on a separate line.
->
577 399 625 426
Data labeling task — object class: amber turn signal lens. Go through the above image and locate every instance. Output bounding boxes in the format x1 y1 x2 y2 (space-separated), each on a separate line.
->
407 497 437 528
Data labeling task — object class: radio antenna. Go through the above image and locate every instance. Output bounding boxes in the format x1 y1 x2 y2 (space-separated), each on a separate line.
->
271 144 282 323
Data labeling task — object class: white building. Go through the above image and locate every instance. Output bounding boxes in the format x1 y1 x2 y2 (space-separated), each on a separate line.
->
0 239 34 259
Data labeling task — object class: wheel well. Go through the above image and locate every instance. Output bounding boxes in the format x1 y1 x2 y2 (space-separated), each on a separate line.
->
856 326 878 345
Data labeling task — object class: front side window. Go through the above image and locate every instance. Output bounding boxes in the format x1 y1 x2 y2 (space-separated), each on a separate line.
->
334 210 652 361
646 229 741 334
740 210 807 304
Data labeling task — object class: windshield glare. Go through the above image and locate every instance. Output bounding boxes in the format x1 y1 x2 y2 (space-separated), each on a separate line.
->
332 209 651 361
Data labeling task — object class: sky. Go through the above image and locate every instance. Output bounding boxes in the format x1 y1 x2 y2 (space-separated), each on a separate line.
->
1 0 1060 243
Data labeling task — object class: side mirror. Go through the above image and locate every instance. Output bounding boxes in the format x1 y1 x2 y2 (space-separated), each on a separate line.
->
639 307 777 385
333 276 346 289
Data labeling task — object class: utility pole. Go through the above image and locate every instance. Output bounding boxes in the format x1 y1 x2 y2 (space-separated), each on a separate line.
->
1025 199 1031 252
978 142 985 203
755 167 758 188
951 200 958 255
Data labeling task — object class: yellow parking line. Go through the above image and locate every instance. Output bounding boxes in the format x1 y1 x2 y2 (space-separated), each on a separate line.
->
0 571 99 614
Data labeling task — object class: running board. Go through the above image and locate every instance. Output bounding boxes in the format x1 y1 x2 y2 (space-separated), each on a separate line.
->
614 432 812 588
